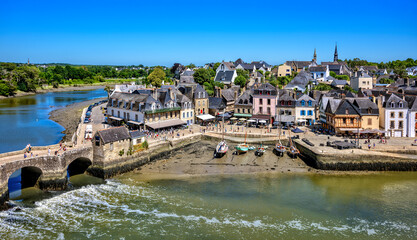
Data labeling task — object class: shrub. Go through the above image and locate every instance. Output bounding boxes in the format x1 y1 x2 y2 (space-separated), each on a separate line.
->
119 149 125 156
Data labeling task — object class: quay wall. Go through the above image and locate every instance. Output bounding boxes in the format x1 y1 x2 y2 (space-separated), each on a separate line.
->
294 140 417 171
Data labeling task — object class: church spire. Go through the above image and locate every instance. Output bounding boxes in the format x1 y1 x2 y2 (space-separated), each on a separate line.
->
313 48 317 62
334 43 338 62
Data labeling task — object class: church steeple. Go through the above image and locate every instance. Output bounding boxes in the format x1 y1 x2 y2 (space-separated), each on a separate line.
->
334 44 338 62
313 48 317 62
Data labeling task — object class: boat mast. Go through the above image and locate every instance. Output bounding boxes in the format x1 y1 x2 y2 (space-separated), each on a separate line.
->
222 110 225 141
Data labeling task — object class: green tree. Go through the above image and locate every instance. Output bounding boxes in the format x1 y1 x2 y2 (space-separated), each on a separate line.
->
193 68 211 85
213 62 221 70
236 69 250 80
313 83 333 91
185 63 196 69
147 67 165 87
234 75 247 88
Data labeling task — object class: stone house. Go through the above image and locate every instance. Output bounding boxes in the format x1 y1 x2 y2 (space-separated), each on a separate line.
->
352 98 379 130
208 97 227 116
276 91 296 126
93 127 132 164
325 99 361 134
351 71 373 91
295 94 316 126
378 94 408 137
234 90 253 119
176 91 194 125
252 83 278 124
276 64 292 77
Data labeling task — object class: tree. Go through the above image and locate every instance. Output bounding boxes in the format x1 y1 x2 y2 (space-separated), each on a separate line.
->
193 68 211 85
236 69 249 80
104 85 112 98
313 83 333 91
147 67 165 87
185 63 196 69
213 62 221 71
234 75 247 88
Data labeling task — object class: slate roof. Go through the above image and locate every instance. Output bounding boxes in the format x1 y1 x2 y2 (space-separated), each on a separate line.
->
222 62 236 70
255 71 264 77
209 97 226 110
384 94 408 109
251 61 271 69
97 127 130 144
286 61 311 69
353 99 379 115
296 94 316 106
235 90 253 105
214 70 235 83
221 88 236 102
408 96 417 111
325 98 342 114
194 84 208 99
237 63 255 71
130 130 146 139
285 71 314 89
181 70 194 76
334 99 360 115
331 79 348 87
309 65 327 72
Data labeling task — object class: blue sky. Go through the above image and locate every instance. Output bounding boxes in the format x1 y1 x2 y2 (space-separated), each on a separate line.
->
1 0 416 66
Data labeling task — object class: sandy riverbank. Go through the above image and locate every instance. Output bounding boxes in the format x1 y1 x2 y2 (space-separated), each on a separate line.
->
0 85 107 99
49 97 106 141
136 139 314 177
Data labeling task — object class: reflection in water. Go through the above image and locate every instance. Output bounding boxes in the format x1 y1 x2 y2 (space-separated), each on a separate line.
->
0 89 106 153
1 172 415 239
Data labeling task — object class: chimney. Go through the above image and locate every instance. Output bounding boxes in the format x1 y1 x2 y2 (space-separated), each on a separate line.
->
169 87 174 100
234 90 238 100
153 88 157 99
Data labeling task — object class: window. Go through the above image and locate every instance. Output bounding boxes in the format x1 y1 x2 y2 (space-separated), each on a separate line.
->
170 112 172 118
343 118 346 124
165 113 168 119
368 118 372 125
345 109 349 114
281 100 285 106
301 100 305 106
187 112 189 118
391 102 395 108
267 99 271 105
350 118 354 124
391 112 395 118
287 101 292 106
390 121 395 128
135 114 138 121
112 110 114 116
308 110 313 116
260 99 263 104
301 110 305 116
399 102 403 108
183 112 185 118
399 121 403 129
399 112 403 118
238 109 240 113
260 107 263 114
191 112 193 117
118 111 120 117
308 100 312 107
267 107 271 114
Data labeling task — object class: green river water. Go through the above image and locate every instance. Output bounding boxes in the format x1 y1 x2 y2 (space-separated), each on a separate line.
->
0 172 416 239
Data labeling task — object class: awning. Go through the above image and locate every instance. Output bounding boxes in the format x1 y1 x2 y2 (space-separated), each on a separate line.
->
127 120 143 125
109 116 123 121
197 114 215 121
146 119 186 129
251 114 270 120
297 119 307 122
259 120 267 123
233 113 252 118
239 118 246 121
230 117 238 120
247 119 256 122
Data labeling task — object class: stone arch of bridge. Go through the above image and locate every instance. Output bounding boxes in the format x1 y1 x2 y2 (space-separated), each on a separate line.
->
8 166 43 193
66 157 92 177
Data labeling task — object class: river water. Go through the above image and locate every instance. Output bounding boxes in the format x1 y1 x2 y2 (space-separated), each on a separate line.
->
0 89 107 153
0 172 416 239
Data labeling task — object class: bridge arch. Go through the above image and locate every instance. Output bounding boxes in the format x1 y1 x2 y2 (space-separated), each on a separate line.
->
67 157 92 177
8 166 43 199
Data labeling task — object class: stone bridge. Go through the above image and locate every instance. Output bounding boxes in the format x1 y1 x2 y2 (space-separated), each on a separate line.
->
0 147 93 209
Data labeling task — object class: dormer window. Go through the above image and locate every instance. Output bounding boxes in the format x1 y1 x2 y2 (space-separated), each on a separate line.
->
391 102 395 108
345 109 349 115
368 108 372 114
281 100 285 106
287 101 292 106
301 100 305 106
308 100 312 107
399 102 403 108
198 92 201 98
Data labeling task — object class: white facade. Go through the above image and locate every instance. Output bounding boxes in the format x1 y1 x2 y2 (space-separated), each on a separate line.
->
384 108 407 137
407 111 417 138
351 73 373 91
180 102 194 125
107 106 144 123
